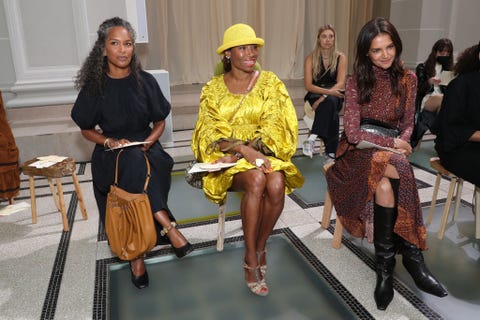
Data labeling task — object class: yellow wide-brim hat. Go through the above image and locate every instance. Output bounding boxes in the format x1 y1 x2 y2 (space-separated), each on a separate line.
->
216 23 264 55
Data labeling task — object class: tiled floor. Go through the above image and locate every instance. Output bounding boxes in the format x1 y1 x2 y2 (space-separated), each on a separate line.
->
1 126 479 320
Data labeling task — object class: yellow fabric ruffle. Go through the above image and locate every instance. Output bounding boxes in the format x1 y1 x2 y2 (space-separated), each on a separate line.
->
191 71 304 204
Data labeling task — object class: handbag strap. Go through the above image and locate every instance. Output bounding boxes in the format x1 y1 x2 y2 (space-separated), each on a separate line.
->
114 149 151 193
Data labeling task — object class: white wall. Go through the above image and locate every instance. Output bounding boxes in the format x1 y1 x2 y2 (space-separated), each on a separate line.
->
390 0 480 69
0 0 129 107
1 0 479 107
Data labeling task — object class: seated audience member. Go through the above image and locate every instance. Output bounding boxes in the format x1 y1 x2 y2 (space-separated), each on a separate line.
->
302 24 346 159
191 23 304 296
410 38 454 148
326 17 447 311
71 17 193 290
432 41 480 187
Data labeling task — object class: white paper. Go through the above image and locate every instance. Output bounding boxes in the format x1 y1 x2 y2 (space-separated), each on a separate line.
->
28 155 68 168
188 162 237 173
36 155 68 162
28 160 56 168
438 71 454 86
107 141 152 151
356 140 403 154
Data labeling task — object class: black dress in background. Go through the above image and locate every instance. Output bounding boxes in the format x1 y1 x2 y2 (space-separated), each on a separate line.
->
432 71 480 187
71 71 174 244
304 56 344 154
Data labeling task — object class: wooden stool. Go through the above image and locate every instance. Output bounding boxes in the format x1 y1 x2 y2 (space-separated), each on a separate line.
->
21 157 88 231
321 162 343 248
427 157 479 239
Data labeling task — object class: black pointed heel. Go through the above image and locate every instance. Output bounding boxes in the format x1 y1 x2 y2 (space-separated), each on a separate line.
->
161 222 194 258
173 242 194 258
129 261 149 289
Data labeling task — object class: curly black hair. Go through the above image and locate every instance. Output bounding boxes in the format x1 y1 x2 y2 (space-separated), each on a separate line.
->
74 17 142 96
353 17 404 104
454 42 480 76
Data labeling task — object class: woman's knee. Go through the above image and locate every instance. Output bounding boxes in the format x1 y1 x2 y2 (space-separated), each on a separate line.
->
375 178 395 207
238 170 267 193
266 173 286 199
424 95 443 112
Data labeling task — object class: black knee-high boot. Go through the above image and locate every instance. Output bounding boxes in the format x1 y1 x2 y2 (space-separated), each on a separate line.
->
398 240 448 297
390 179 448 297
373 203 397 310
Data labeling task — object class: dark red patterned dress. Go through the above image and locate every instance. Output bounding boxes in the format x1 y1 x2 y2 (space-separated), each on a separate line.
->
326 66 427 250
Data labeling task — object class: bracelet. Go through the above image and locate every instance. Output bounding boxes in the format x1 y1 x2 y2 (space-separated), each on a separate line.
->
322 94 328 98
103 138 110 149
233 152 243 160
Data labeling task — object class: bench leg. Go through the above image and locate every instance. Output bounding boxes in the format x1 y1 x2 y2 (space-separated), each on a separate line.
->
29 176 37 224
216 202 226 252
321 190 333 229
452 179 463 222
438 177 457 239
72 172 88 220
48 178 61 211
56 178 69 232
427 173 442 225
332 218 343 249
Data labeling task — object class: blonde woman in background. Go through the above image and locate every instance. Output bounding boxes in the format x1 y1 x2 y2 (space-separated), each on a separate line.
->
302 24 347 160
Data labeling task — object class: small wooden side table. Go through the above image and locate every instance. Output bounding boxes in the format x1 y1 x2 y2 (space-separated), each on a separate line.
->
21 157 88 231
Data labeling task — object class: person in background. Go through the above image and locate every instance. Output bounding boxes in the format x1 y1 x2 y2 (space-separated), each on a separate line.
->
432 41 480 187
410 38 454 148
71 17 193 290
302 24 346 159
191 23 304 297
325 17 447 311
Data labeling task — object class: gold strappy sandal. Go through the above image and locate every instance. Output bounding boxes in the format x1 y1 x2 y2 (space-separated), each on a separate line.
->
257 249 267 279
243 263 268 296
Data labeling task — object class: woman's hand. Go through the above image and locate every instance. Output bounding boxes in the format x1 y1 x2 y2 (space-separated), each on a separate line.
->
328 88 345 98
311 97 323 110
214 155 238 164
428 77 441 86
140 140 154 152
242 149 271 173
394 138 412 156
106 138 130 149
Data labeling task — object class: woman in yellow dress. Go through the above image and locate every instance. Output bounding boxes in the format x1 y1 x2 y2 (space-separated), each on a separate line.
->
191 23 304 296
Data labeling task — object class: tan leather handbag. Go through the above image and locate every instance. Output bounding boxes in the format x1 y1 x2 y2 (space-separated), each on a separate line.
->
105 150 157 260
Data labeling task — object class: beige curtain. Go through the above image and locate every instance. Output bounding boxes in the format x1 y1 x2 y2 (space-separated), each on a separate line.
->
142 0 377 85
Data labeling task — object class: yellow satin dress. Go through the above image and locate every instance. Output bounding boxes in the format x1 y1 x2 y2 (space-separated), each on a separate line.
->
191 71 304 204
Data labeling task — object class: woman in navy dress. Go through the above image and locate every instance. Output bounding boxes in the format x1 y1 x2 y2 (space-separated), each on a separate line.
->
71 17 192 289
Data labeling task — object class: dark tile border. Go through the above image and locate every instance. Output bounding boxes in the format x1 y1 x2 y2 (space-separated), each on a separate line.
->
92 228 373 320
288 192 324 209
42 161 451 319
41 192 79 320
324 221 444 320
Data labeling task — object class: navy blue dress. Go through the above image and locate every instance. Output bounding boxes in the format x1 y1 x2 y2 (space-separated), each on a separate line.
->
71 71 174 244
